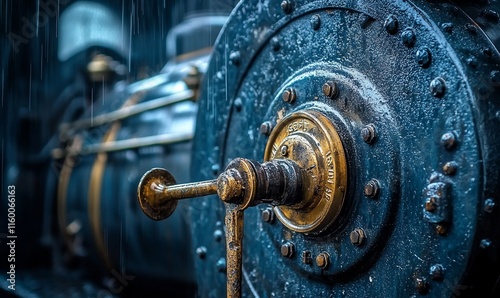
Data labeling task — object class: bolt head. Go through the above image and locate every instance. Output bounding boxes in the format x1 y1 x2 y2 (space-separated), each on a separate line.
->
361 124 376 144
196 246 207 259
440 132 456 150
364 179 380 198
416 47 432 68
281 242 295 258
270 37 280 51
216 258 227 272
484 198 495 213
401 28 416 47
282 88 296 103
436 224 447 236
260 121 273 136
350 228 366 246
229 51 240 65
384 15 398 34
280 0 293 14
315 252 330 269
217 169 244 203
211 164 220 176
310 14 321 30
234 97 243 111
261 208 275 223
213 230 223 242
480 238 492 249
430 77 446 98
429 264 444 281
322 81 338 99
442 161 458 175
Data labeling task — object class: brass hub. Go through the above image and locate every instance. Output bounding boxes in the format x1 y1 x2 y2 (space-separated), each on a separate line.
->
264 110 348 234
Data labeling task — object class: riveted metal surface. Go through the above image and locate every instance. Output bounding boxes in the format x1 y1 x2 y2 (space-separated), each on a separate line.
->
191 0 500 297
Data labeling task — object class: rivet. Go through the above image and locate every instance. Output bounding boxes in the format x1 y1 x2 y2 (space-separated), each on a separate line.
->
350 228 366 246
234 97 243 112
415 277 429 294
429 264 445 281
364 179 380 199
466 56 478 68
315 252 330 269
401 28 416 47
465 23 478 34
229 51 240 66
490 71 500 87
211 164 220 176
213 229 223 242
384 15 398 34
430 77 446 98
280 0 293 14
302 251 312 264
281 242 295 258
322 81 338 99
260 121 273 136
416 47 432 68
216 258 227 272
361 124 376 144
441 22 453 33
482 9 500 23
436 224 447 236
310 14 321 30
481 47 493 57
480 238 492 249
196 246 207 259
440 132 456 150
282 88 296 103
484 198 495 213
443 161 458 175
261 207 275 223
270 37 280 51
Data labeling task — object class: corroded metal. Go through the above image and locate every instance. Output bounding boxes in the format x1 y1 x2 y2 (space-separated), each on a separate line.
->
264 110 348 234
138 109 350 296
138 168 216 220
225 205 243 298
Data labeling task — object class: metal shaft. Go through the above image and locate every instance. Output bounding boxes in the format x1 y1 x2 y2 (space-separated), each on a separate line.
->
225 205 244 298
156 179 218 201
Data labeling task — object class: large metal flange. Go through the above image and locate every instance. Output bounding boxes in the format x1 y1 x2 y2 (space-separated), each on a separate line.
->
192 0 500 296
263 110 348 234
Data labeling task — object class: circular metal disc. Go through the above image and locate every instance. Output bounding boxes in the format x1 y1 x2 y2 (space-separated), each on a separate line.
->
137 168 178 220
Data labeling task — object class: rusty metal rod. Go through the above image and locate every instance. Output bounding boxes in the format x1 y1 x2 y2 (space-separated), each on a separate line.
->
225 205 243 298
152 179 218 201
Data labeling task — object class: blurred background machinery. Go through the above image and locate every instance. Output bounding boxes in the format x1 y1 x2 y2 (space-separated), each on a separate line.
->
2 0 500 297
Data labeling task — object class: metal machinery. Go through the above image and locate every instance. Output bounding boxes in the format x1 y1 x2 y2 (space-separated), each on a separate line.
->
136 0 500 297
1 0 500 297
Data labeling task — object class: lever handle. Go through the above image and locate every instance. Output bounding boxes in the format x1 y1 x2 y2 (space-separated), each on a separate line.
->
137 168 218 220
137 157 303 298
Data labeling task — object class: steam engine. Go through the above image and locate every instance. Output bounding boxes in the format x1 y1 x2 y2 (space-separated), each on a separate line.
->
2 0 500 297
